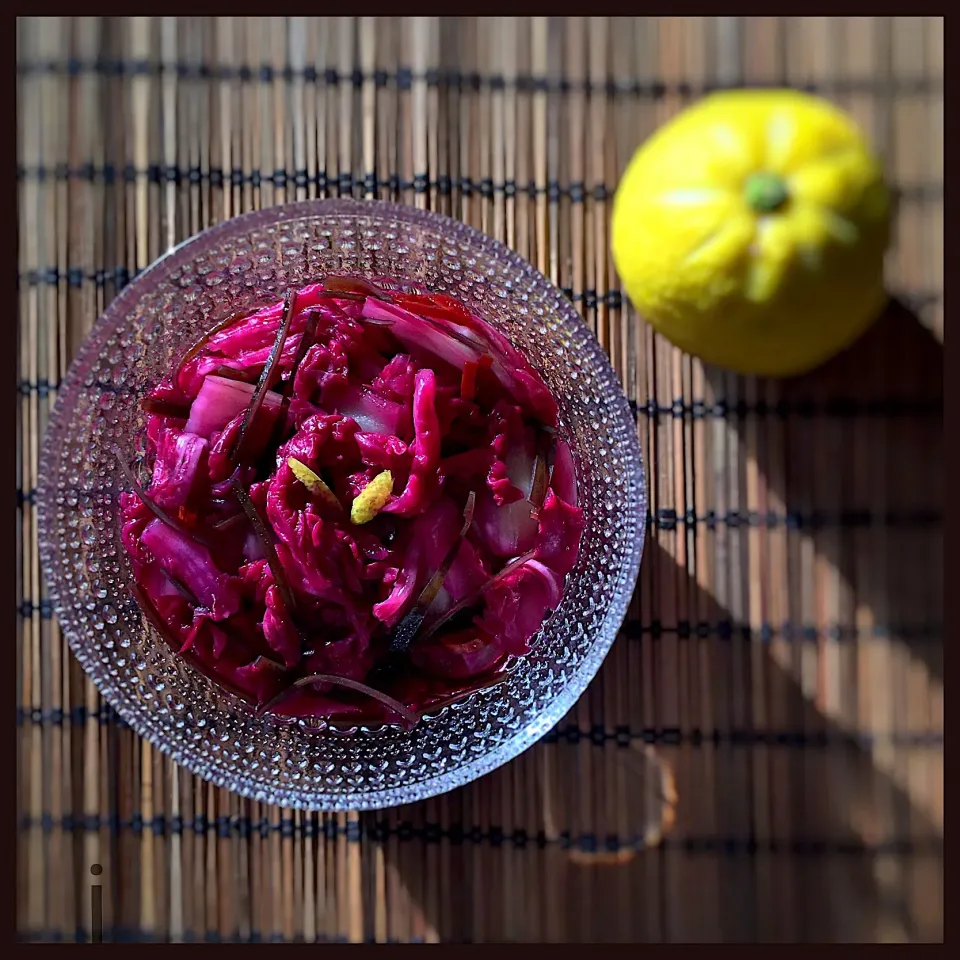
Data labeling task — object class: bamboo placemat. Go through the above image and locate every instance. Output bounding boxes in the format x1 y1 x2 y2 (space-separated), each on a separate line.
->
16 16 943 943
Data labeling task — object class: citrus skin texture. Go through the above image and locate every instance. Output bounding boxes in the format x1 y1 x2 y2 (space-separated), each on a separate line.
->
612 89 892 377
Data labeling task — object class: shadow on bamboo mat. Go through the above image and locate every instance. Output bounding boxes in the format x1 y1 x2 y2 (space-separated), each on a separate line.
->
362 301 943 943
709 298 943 687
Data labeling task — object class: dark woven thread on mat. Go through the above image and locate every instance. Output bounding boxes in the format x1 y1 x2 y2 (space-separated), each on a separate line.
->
14 165 945 207
16 270 943 332
14 707 944 750
19 814 943 858
13 377 947 424
13 607 946 642
14 57 944 97
12 484 945 528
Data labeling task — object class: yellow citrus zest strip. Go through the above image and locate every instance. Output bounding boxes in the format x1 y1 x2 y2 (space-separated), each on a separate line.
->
350 470 394 525
286 457 341 510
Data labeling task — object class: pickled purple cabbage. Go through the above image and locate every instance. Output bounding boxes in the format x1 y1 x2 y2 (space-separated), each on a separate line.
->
121 279 585 726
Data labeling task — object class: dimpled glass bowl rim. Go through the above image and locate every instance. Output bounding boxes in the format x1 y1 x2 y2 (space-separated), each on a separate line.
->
37 199 646 811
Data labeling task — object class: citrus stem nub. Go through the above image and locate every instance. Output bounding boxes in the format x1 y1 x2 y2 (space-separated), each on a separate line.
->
745 172 789 213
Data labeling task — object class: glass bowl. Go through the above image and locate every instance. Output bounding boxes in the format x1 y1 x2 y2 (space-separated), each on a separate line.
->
37 199 646 811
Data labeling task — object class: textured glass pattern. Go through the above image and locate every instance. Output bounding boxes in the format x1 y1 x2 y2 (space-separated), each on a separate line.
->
38 200 646 811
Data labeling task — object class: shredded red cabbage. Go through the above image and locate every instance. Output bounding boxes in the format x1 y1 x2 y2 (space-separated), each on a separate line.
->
122 278 584 725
